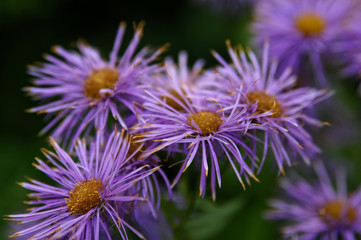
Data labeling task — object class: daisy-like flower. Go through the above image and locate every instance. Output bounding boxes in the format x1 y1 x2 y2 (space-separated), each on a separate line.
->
6 129 160 239
136 54 261 200
252 0 356 86
26 22 165 149
267 162 361 239
212 41 328 174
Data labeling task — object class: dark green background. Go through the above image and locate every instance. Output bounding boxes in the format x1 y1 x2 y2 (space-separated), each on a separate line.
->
1 0 360 239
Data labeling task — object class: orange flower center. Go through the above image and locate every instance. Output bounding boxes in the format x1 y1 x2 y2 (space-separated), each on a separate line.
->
188 111 222 135
319 200 357 224
66 179 103 215
296 13 325 37
84 68 119 99
246 91 282 118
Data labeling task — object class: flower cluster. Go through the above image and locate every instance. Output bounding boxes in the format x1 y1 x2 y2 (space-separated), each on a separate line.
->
9 23 171 240
133 41 327 200
7 1 361 236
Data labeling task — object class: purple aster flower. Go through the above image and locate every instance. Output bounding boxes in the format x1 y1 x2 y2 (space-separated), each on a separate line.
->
136 53 261 200
267 162 361 239
26 22 165 149
252 0 357 86
212 41 329 174
6 130 160 239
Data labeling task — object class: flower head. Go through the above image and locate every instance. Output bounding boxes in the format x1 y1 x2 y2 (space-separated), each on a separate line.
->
252 0 356 85
6 130 160 239
212 41 328 174
26 22 165 149
136 53 261 200
267 163 361 239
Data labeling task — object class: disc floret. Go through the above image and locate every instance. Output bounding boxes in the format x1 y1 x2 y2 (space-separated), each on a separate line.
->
296 13 325 37
247 91 282 118
66 179 103 215
188 111 223 135
319 200 357 224
84 68 119 99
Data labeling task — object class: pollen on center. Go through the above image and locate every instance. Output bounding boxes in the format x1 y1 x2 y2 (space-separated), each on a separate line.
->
188 111 222 135
84 68 119 99
296 13 325 37
319 200 357 224
66 179 103 215
247 90 282 118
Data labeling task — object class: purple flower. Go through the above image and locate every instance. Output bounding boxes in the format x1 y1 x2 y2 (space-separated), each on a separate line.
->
252 0 356 86
26 22 165 149
136 53 261 200
212 41 328 174
267 162 361 239
6 130 160 239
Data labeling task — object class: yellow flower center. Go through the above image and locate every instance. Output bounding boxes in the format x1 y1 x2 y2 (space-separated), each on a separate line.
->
296 13 325 37
246 91 282 118
84 68 119 99
66 179 103 215
164 89 187 111
188 111 222 135
319 200 357 224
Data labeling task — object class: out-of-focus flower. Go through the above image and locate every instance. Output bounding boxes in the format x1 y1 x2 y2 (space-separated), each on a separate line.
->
267 162 361 239
132 201 174 240
136 52 261 200
335 4 361 89
252 0 357 86
26 22 165 149
212 41 329 174
6 130 160 239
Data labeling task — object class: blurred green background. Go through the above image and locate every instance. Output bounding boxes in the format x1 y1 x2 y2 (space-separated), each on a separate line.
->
0 0 360 239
